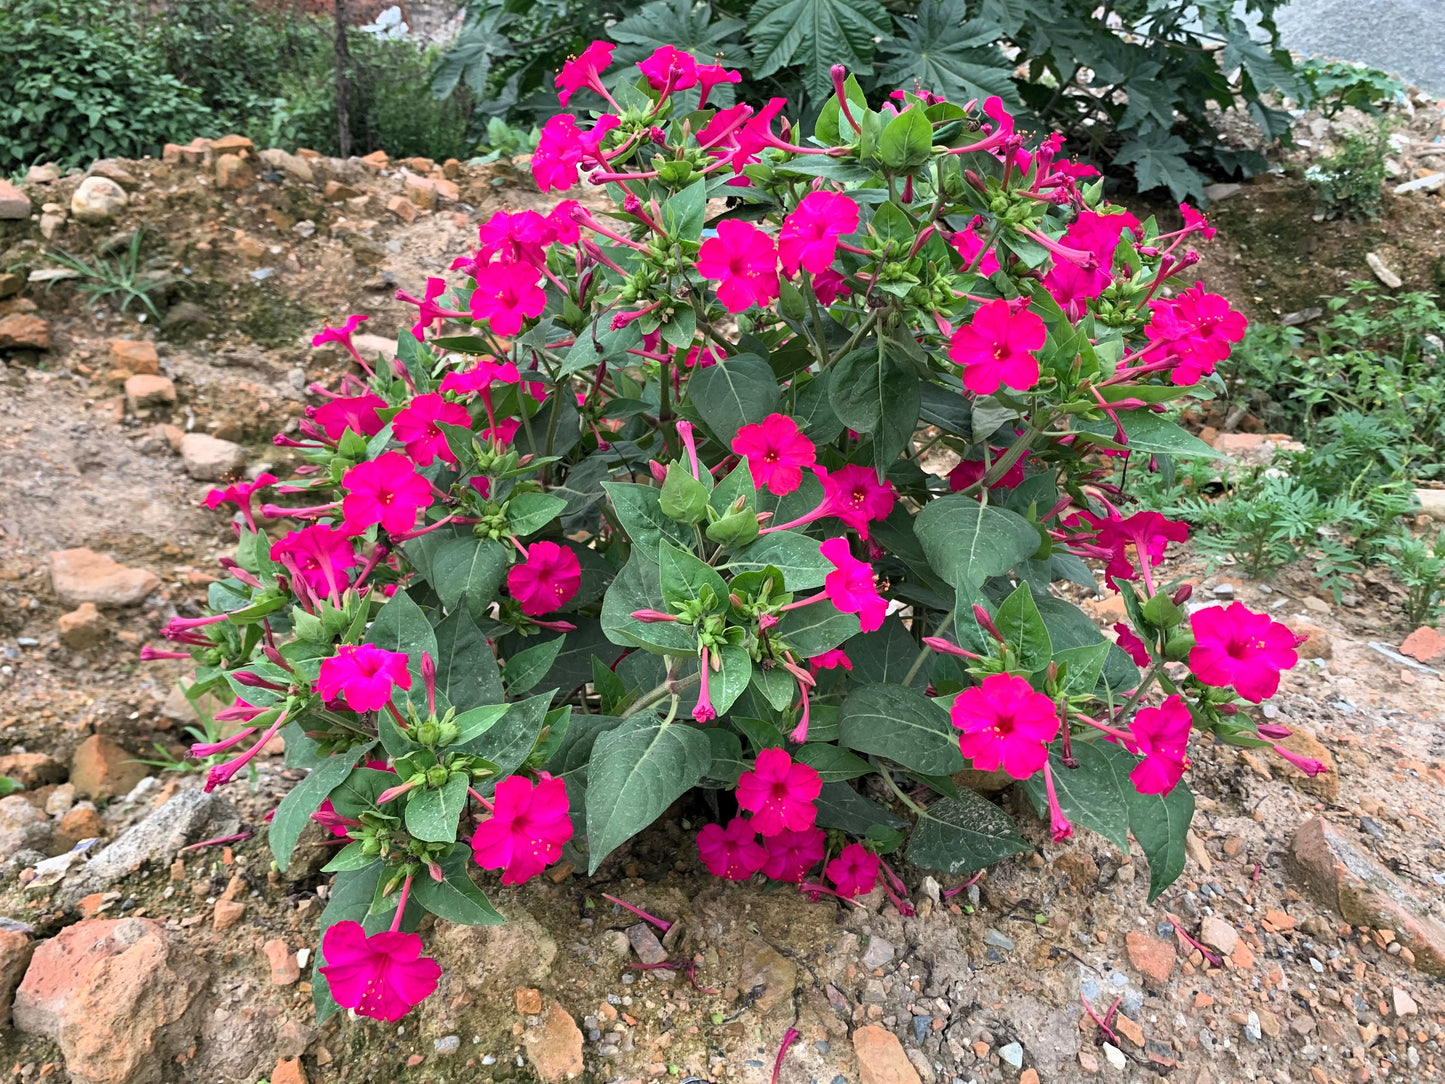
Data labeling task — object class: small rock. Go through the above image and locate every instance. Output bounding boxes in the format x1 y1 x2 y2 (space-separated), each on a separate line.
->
523 999 584 1082
1401 626 1445 664
323 181 364 202
515 986 543 1015
88 160 137 188
264 938 300 985
861 935 896 969
70 176 128 224
272 1057 309 1084
0 314 50 351
1417 488 1445 523
1365 252 1403 289
44 784 76 818
1124 930 1175 985
213 899 245 931
1243 1011 1261 1043
58 603 109 649
1292 622 1332 661
0 272 20 299
211 134 255 154
215 154 254 190
258 148 314 183
1392 987 1418 1017
1078 1048 1100 1073
626 922 668 965
25 164 60 185
124 373 176 410
55 805 103 849
999 1041 1024 1068
386 194 418 224
1203 182 1242 202
0 179 32 219
433 1034 460 1055
1198 916 1238 955
50 548 159 608
1114 1013 1145 1048
107 339 159 375
69 735 148 800
0 929 35 1027
1393 172 1445 194
1102 1042 1126 1070
852 1025 922 1084
161 301 213 339
739 937 796 1016
179 433 247 482
0 754 65 789
1212 582 1235 600
983 928 1015 951
1275 727 1338 801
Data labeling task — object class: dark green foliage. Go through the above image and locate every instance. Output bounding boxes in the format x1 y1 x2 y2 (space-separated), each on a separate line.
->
1307 127 1389 220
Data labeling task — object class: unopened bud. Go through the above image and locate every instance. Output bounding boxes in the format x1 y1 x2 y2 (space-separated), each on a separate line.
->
1171 583 1193 605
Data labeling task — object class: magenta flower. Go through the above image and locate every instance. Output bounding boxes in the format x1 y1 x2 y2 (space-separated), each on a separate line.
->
735 748 821 837
637 45 698 92
696 219 779 313
778 191 859 275
271 525 361 598
311 313 368 349
1179 203 1216 240
695 62 741 107
1128 695 1193 795
317 643 413 712
948 299 1047 396
697 817 766 881
1065 510 1189 591
825 843 879 897
1145 286 1248 385
1113 623 1152 668
507 541 581 617
391 393 470 467
311 394 387 441
819 464 896 539
341 452 433 536
950 673 1060 780
471 774 574 885
465 209 553 270
820 537 887 633
947 453 1024 493
811 267 849 305
440 357 521 398
1272 744 1328 776
203 472 276 531
398 276 466 341
950 216 1000 276
808 648 853 674
318 921 441 1022
532 113 619 192
1043 761 1073 843
684 343 726 368
732 413 816 496
1188 603 1299 703
760 826 826 882
469 262 547 338
555 40 614 106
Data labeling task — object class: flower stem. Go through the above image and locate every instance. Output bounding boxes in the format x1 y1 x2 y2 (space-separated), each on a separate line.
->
390 873 413 933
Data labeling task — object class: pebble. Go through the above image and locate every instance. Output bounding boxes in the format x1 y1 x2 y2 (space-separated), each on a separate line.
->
1244 1012 1262 1043
433 1035 460 1055
1212 583 1235 599
862 935 896 969
983 929 1015 951
1103 1043 1127 1070
912 1015 929 1042
999 1042 1024 1069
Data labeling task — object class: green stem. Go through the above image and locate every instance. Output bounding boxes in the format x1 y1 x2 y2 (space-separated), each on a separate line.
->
1116 659 1166 723
960 414 1047 497
620 670 701 719
877 760 927 816
831 309 880 367
902 612 954 686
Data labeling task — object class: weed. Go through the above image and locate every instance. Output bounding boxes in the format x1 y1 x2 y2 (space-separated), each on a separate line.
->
1380 529 1445 627
42 229 181 319
1306 126 1389 221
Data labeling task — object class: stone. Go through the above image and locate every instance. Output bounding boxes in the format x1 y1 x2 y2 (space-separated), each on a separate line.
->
88 160 137 189
852 1025 922 1084
0 754 65 789
0 795 52 859
39 212 65 239
215 154 253 190
1393 172 1445 194
1198 916 1238 955
264 938 300 985
0 178 30 219
1290 816 1445 975
271 1058 308 1084
1114 1013 1145 1048
1392 987 1418 1017
25 164 60 185
323 181 364 202
1276 727 1338 800
0 314 50 351
13 918 208 1084
69 735 148 800
386 194 418 223
1401 626 1445 664
211 134 255 154
56 805 104 849
1019 1071 1040 1084
740 936 797 1016
258 148 314 183
49 548 159 608
1417 488 1445 522
523 999 584 1081
404 173 437 210
179 433 246 481
124 374 177 410
1293 622 1333 660
0 930 35 1026
626 922 667 965
59 789 240 904
431 910 558 991
999 1041 1024 1067
1125 930 1176 985
514 986 543 1015
107 340 159 375
274 1019 316 1059
160 301 213 339
1366 252 1403 289
58 603 109 649
213 899 245 931
1212 431 1276 465
0 271 20 299
1102 1042 1126 1070
861 935 896 969
70 176 128 224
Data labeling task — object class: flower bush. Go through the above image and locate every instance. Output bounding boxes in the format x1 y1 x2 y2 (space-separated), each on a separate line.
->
148 47 1324 1022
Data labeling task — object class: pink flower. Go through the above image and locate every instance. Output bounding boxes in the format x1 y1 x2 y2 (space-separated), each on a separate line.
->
637 45 698 92
811 267 849 305
760 826 826 882
341 452 434 536
695 62 742 107
1043 761 1073 843
1272 744 1328 776
778 191 859 275
1113 623 1152 667
317 643 413 712
735 748 821 837
1064 510 1189 591
481 417 521 445
1128 695 1193 795
471 774 574 885
696 219 779 313
697 817 766 881
507 541 581 616
399 277 464 341
1041 210 1138 317
392 393 471 466
318 921 441 1022
270 525 360 597
203 472 276 531
808 648 853 674
818 464 895 539
439 357 521 398
1179 203 1216 239
1145 286 1248 385
820 537 887 633
825 843 879 897
532 113 619 192
555 40 614 106
948 299 1047 395
469 262 547 337
1188 603 1299 703
950 217 1000 276
312 394 387 441
466 209 554 269
950 673 1060 780
311 313 368 349
732 413 816 495
947 453 1023 492
684 343 726 368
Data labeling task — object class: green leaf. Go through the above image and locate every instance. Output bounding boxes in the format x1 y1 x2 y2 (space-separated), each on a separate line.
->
993 582 1053 671
364 589 437 662
321 841 376 873
602 482 693 559
1020 739 1132 852
877 0 1018 108
746 0 891 101
609 0 747 70
704 728 748 784
1052 642 1113 697
1114 131 1204 203
460 690 555 782
913 495 1040 589
504 636 566 695
659 465 711 524
658 539 730 614
405 772 470 843
431 537 509 619
686 354 781 447
906 791 1031 874
777 604 857 657
1035 597 1138 692
451 703 511 745
724 531 831 591
269 741 376 871
848 616 932 689
555 455 615 518
712 642 753 718
411 844 505 926
877 106 934 172
433 607 504 710
750 665 797 713
601 552 697 655
585 719 712 872
735 714 785 752
506 492 566 538
662 178 708 241
838 685 965 775
814 780 908 835
1129 779 1195 903
795 743 872 782
1075 410 1217 458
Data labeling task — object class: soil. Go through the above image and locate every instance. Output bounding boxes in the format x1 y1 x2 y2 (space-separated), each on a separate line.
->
0 112 1443 1084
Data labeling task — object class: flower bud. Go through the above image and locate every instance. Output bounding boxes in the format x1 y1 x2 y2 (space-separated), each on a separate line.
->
1171 583 1193 605
705 507 760 547
426 765 450 789
659 463 709 524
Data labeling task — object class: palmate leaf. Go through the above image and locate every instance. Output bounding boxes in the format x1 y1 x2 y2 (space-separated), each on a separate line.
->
876 0 1019 107
609 0 747 68
1113 130 1204 202
746 0 892 102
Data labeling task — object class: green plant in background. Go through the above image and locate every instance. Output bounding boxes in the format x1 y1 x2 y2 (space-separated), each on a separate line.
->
1297 58 1407 118
1306 125 1389 220
42 229 182 320
1381 529 1445 627
471 117 542 164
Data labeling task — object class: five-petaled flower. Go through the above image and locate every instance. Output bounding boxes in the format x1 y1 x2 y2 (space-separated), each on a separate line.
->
732 413 816 496
1128 695 1193 795
817 464 895 539
778 191 859 276
203 473 276 532
317 643 413 713
311 394 387 441
319 921 441 1022
760 826 826 882
469 262 548 337
507 541 582 616
825 842 879 897
1188 602 1299 703
270 525 360 598
471 774 574 885
820 537 887 633
950 673 1059 780
735 748 821 837
392 393 470 466
696 219 779 313
697 817 766 881
555 40 614 106
1144 285 1247 385
341 452 434 536
949 298 1048 396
